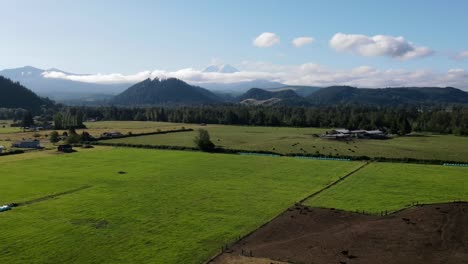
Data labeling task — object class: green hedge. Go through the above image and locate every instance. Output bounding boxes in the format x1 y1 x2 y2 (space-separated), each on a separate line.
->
88 141 468 166
96 128 194 141
0 150 25 156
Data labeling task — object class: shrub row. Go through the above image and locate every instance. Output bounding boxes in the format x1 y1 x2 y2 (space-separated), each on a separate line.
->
91 142 200 152
88 142 467 166
0 150 25 156
96 128 194 141
285 152 466 166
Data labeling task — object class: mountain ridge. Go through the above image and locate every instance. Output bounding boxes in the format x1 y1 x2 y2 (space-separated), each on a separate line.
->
307 86 468 105
0 76 54 113
0 66 130 100
112 78 221 106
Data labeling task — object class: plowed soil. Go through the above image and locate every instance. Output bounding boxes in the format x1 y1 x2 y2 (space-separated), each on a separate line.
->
211 202 467 264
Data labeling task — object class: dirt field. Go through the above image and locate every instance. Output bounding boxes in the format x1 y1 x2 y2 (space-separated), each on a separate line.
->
211 202 468 264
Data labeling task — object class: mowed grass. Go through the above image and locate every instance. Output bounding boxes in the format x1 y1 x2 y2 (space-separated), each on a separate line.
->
105 123 468 162
305 162 468 214
0 148 361 264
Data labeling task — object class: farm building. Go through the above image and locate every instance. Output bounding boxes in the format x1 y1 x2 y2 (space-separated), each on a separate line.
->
321 129 387 140
0 146 4 153
57 144 73 153
12 140 41 149
101 131 123 138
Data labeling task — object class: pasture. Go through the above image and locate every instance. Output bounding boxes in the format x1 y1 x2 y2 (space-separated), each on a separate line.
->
305 162 468 213
0 148 360 264
1 120 467 162
0 121 191 150
103 123 468 162
0 120 21 134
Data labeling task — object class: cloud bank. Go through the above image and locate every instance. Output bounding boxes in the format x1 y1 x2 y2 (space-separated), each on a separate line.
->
253 32 280 48
42 63 468 89
456 51 468 60
292 37 315 47
330 33 433 59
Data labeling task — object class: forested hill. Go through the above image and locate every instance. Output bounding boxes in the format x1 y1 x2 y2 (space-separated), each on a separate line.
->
0 76 54 113
112 78 221 105
307 86 468 105
238 88 300 101
237 88 310 106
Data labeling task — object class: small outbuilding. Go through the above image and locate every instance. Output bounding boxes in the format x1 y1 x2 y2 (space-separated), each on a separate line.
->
0 146 4 153
12 140 41 149
321 129 387 140
101 131 123 138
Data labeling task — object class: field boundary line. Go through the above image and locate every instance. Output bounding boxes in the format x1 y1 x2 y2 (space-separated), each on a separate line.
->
14 185 92 207
298 162 370 204
205 162 370 264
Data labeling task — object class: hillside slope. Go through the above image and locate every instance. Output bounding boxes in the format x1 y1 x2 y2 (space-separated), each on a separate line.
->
238 88 309 106
0 66 129 100
308 86 468 105
0 76 54 113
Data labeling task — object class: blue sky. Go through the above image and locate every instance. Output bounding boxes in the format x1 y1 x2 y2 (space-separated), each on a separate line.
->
2 0 468 87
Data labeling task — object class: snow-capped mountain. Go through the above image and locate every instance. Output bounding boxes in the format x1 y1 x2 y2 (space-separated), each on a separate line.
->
202 64 239 73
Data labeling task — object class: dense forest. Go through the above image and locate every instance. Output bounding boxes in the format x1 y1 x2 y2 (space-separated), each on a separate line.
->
42 105 468 135
307 86 468 106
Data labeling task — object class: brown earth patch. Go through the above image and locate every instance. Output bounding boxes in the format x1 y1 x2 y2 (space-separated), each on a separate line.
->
214 255 289 264
211 202 467 264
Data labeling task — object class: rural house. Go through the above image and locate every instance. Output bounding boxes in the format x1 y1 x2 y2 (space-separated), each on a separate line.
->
12 140 41 149
321 129 387 140
0 146 4 153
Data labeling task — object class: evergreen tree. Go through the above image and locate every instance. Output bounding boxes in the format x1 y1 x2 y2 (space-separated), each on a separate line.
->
22 111 34 128
193 129 215 152
49 131 60 143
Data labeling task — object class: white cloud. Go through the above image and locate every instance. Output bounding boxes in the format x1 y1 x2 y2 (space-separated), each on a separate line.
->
42 68 279 85
253 32 280 48
330 33 433 59
42 63 468 89
292 37 315 47
455 51 468 60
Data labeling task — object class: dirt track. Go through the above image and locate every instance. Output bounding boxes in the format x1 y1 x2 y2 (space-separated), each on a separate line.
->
211 202 468 264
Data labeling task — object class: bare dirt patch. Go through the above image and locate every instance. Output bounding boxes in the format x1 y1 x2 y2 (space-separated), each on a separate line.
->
213 255 289 264
211 202 468 264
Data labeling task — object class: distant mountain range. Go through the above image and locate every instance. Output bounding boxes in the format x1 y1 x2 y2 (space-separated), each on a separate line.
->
112 78 220 105
2 65 468 108
202 64 239 73
0 65 286 99
111 78 468 107
0 66 129 100
0 76 54 113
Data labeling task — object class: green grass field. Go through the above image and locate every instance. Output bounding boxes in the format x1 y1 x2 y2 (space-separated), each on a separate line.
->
0 148 360 264
0 120 20 134
2 120 467 162
305 162 468 213
104 123 468 162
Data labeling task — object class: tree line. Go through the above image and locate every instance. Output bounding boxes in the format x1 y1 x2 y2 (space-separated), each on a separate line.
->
51 104 468 135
